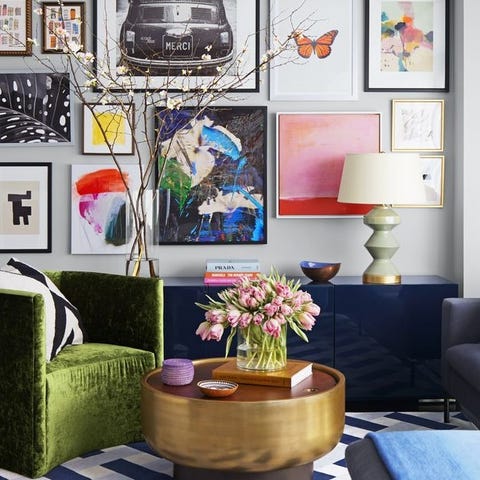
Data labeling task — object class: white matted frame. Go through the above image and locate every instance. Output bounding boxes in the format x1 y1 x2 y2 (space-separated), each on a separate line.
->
269 0 356 101
391 99 444 151
94 0 259 92
82 103 135 155
396 155 444 207
0 163 51 252
365 0 449 92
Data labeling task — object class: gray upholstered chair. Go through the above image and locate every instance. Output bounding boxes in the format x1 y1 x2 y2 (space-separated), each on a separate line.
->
442 297 480 427
0 271 163 478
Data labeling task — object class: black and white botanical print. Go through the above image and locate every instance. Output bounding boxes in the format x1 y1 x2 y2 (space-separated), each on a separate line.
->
0 73 71 144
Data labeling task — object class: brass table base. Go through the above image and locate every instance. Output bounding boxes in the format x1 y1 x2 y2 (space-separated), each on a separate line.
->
174 461 313 479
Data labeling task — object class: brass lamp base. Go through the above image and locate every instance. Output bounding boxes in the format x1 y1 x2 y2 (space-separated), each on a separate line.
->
362 206 402 285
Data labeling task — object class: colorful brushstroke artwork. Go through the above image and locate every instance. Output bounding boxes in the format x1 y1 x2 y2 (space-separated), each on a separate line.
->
71 165 140 254
0 73 71 143
276 112 381 217
155 106 267 244
380 1 434 73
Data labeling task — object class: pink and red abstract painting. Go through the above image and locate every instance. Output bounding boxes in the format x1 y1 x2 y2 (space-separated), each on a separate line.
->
276 112 381 217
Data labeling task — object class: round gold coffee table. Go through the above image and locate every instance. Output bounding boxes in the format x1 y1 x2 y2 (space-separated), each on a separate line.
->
141 358 345 480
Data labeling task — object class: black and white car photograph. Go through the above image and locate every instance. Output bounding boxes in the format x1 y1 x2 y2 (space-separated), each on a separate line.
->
118 0 234 75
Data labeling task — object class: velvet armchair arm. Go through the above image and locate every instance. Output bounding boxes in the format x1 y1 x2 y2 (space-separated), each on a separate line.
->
0 290 47 475
46 271 164 366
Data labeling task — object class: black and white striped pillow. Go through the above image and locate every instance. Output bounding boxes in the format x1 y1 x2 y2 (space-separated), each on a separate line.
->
1 258 85 361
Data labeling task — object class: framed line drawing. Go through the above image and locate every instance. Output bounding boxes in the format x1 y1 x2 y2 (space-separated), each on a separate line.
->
365 0 449 92
42 2 85 53
71 164 142 254
276 112 381 217
0 73 71 144
396 155 444 207
391 99 444 151
155 106 267 244
0 0 32 56
82 103 135 155
94 0 259 92
269 0 356 101
0 163 51 253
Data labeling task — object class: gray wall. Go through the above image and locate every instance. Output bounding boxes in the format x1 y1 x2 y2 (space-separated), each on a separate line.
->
0 0 460 284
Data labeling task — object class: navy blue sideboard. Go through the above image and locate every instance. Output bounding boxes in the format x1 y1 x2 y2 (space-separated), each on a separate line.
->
163 275 457 402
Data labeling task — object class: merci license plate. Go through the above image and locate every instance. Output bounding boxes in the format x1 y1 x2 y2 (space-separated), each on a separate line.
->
162 35 193 57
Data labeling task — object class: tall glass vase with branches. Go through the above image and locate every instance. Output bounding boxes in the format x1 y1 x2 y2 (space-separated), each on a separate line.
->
2 1 316 276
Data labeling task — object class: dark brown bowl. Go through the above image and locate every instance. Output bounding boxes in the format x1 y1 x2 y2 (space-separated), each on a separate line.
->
300 261 341 283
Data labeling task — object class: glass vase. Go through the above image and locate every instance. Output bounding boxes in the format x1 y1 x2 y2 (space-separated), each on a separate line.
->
236 324 287 371
125 256 159 278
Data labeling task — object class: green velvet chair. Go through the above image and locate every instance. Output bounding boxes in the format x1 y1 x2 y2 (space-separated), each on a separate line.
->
0 271 163 479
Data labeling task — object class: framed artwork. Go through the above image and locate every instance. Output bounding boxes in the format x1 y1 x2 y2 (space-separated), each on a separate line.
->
365 0 449 92
391 99 444 151
155 106 267 244
0 163 51 253
71 164 142 254
82 103 135 155
0 0 32 55
94 0 259 92
276 112 382 217
269 0 356 101
0 73 71 144
396 155 444 208
42 2 85 53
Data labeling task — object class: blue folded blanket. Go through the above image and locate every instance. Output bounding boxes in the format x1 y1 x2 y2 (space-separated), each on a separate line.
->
367 431 480 480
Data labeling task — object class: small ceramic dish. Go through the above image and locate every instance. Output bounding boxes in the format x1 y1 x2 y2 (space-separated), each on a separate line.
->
197 379 238 398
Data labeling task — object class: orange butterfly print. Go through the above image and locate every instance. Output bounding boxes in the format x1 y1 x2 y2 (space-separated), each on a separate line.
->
294 30 339 59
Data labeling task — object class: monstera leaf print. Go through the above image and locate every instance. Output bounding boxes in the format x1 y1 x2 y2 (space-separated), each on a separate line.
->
0 73 71 143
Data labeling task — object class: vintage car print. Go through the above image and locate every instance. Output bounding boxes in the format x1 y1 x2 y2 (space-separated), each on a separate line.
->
119 0 234 73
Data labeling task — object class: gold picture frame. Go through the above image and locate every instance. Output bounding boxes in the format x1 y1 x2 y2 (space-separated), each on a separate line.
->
391 99 445 152
0 0 32 56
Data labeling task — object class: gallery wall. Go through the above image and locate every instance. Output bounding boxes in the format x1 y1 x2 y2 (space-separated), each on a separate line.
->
0 0 458 285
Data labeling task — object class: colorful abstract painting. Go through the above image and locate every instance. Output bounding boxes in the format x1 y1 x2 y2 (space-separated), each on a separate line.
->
366 0 448 91
276 112 381 217
71 165 140 254
155 106 267 244
380 1 433 73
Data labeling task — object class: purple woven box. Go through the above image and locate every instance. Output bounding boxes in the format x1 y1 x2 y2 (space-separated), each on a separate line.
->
161 358 194 386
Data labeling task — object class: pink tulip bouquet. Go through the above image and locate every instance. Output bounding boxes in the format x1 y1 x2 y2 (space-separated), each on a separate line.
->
195 270 321 371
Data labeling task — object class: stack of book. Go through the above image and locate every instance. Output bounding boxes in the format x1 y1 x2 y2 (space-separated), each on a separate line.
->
212 359 313 388
204 258 261 285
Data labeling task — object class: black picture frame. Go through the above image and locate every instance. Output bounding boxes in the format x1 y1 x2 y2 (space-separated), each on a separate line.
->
93 0 260 92
154 106 267 244
365 0 449 92
42 2 86 54
0 163 52 253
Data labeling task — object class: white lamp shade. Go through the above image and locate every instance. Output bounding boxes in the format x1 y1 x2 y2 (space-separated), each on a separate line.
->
337 152 427 205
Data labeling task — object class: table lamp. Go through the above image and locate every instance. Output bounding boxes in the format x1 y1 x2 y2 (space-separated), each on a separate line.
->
337 152 426 284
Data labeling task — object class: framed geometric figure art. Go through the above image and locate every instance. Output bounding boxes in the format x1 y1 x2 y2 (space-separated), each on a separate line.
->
0 163 51 253
276 112 382 217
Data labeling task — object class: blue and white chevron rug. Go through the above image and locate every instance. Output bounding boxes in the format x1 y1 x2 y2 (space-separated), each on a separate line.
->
0 411 475 480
